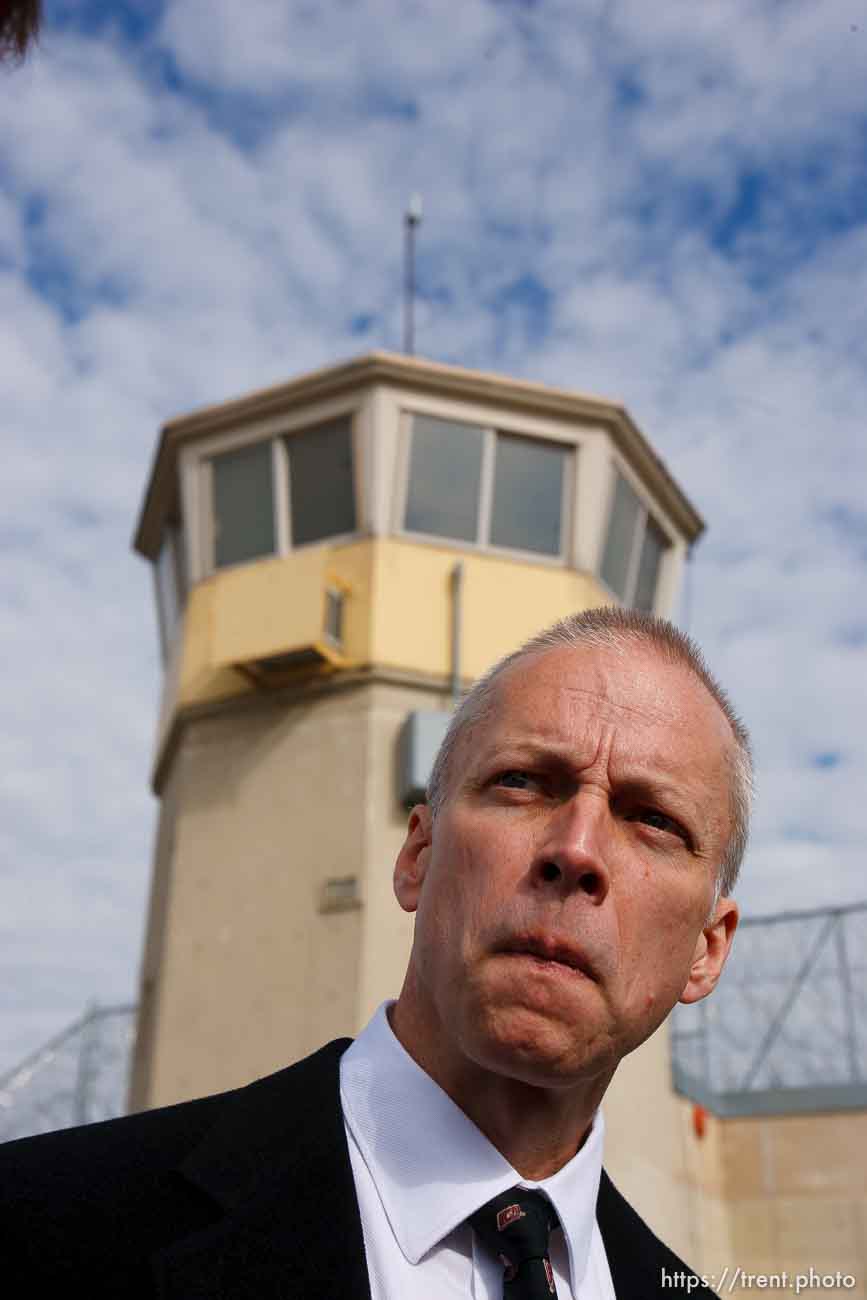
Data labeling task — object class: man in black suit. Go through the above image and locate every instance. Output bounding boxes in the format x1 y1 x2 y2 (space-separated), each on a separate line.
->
1 608 749 1296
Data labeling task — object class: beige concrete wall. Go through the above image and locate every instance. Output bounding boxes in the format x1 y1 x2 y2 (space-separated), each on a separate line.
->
139 687 370 1107
607 1044 867 1295
351 681 433 1028
135 677 452 1109
128 758 181 1111
715 1111 867 1298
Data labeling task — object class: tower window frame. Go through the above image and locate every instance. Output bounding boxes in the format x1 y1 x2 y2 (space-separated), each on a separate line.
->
154 514 188 664
395 409 574 565
190 408 362 579
598 462 672 613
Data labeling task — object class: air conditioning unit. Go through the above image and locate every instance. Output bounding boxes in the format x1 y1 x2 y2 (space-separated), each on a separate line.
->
234 583 350 689
397 710 452 809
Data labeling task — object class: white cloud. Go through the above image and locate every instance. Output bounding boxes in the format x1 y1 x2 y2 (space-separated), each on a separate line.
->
159 0 502 99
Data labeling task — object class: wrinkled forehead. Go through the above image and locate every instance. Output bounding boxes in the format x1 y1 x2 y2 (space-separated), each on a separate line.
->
464 642 736 779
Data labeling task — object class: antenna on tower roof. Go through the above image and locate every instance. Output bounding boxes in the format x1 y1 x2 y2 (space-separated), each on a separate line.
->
403 193 423 356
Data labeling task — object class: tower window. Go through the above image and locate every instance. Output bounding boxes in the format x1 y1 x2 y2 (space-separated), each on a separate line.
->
489 432 565 556
600 469 669 611
154 520 186 661
285 417 356 547
633 516 667 613
206 416 358 573
404 415 484 543
403 415 568 558
212 440 276 570
324 586 345 648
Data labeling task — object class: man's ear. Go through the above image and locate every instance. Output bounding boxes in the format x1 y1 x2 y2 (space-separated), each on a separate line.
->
393 803 433 914
679 896 739 1005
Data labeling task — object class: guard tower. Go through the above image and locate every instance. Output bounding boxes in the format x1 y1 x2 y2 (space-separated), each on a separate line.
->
129 351 704 1243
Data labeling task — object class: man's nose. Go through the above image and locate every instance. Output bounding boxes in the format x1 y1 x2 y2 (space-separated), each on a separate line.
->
532 790 611 903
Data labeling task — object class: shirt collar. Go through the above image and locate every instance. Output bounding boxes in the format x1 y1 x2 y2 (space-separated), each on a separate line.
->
339 1000 605 1291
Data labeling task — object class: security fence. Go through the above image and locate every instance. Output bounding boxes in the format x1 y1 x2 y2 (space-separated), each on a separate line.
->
0 1002 136 1143
671 901 867 1117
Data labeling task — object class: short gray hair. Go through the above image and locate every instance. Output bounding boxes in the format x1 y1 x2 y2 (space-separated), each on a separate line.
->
426 607 753 898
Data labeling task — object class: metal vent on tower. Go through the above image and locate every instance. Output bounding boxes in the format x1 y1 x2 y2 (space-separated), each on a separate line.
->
397 710 452 809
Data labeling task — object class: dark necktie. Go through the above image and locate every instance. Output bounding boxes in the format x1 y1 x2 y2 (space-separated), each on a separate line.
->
469 1187 560 1298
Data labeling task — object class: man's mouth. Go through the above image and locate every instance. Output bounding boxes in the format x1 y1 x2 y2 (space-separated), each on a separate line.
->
498 933 597 981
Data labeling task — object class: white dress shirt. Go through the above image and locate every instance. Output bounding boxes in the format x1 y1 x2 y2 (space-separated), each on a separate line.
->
340 1001 617 1299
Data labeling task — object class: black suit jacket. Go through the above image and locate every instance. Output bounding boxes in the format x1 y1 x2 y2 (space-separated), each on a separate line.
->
0 1038 716 1297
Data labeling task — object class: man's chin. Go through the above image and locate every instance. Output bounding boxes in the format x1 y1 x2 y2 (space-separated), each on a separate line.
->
467 1000 616 1089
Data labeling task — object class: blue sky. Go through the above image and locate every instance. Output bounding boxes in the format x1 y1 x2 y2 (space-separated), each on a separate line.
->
2 0 867 1073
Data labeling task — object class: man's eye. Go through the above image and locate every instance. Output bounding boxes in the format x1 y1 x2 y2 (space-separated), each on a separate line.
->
633 808 682 837
495 770 535 790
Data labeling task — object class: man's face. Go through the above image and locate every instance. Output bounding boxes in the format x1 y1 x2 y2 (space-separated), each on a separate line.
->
393 642 738 1091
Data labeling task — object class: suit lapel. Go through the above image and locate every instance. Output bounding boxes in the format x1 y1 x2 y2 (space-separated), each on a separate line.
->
596 1169 718 1298
153 1039 371 1300
596 1168 663 1297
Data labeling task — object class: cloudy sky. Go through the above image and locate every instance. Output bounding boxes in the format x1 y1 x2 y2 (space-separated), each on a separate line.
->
2 0 866 1075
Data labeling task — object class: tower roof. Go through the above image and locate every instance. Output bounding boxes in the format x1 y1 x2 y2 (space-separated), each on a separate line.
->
133 351 703 560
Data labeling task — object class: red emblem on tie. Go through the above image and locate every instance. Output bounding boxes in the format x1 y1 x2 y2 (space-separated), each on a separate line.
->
493 1196 530 1227
496 1203 526 1231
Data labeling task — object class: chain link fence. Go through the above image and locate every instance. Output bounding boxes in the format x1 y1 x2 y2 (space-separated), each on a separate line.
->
0 1003 136 1144
671 902 867 1116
